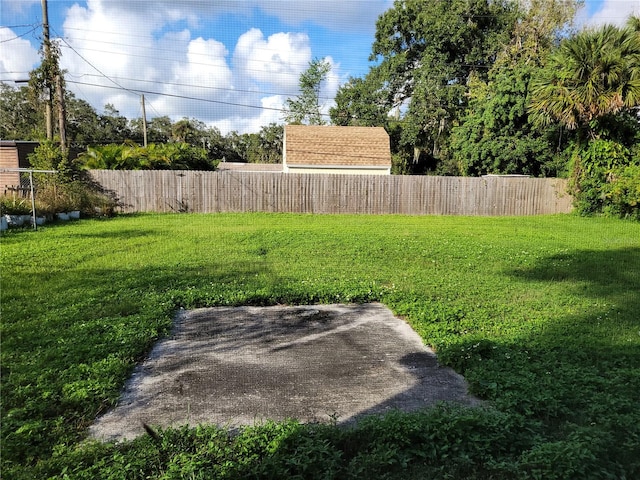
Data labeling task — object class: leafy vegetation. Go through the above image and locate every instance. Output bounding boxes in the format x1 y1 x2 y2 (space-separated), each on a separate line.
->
0 84 285 165
27 140 118 217
1 213 639 478
528 19 640 217
76 142 217 171
284 57 332 126
450 0 579 177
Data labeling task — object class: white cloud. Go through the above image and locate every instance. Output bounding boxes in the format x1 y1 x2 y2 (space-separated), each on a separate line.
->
60 0 236 123
256 0 392 32
213 94 287 134
6 0 359 134
320 56 341 113
0 27 40 81
580 0 640 27
233 28 311 92
71 0 391 33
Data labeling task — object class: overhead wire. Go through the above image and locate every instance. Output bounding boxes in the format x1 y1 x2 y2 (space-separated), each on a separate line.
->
11 0 633 130
0 24 41 43
59 33 326 71
62 72 333 101
63 79 333 116
52 28 140 97
57 42 317 80
51 23 336 120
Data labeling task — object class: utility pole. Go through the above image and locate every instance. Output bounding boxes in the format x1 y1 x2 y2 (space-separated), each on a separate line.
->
56 72 67 153
41 0 53 140
41 0 67 152
141 94 148 147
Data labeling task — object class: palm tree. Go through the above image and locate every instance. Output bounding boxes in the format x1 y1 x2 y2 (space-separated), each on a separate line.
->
529 20 640 137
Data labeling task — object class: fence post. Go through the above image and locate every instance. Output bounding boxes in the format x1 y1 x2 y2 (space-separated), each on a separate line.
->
29 170 36 230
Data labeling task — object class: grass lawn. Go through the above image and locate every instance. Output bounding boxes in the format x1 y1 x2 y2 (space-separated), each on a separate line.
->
1 213 639 479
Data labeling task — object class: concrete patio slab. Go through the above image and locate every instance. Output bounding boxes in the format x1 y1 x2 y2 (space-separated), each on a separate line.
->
89 303 480 442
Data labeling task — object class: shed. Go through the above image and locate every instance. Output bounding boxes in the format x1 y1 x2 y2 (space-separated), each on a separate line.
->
283 125 391 175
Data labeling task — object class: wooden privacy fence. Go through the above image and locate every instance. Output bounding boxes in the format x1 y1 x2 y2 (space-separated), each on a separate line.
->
89 170 573 216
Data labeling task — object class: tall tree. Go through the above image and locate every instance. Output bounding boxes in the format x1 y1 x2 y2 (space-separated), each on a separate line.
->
370 0 517 167
529 21 640 137
284 58 331 125
256 123 283 163
451 0 581 176
65 92 101 146
98 104 131 143
529 18 640 215
330 73 390 127
0 84 42 140
171 118 199 144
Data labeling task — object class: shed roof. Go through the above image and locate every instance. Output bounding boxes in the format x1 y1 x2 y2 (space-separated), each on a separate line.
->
284 125 391 167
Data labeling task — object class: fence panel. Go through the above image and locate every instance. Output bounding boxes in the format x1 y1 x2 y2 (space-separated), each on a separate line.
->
89 170 573 216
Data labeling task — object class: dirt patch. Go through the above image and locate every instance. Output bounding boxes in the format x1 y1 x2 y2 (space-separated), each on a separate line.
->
90 303 480 442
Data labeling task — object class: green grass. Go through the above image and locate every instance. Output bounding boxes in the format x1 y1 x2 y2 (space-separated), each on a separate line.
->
1 213 639 479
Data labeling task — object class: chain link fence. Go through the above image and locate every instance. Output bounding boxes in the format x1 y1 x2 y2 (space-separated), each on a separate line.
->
1 168 57 231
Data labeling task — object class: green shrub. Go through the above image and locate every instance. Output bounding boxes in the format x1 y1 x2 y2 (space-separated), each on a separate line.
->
0 196 31 215
570 139 640 219
27 141 118 216
602 165 640 219
77 142 218 170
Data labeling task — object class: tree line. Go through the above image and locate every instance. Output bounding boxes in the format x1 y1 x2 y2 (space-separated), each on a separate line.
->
325 0 639 216
0 83 284 168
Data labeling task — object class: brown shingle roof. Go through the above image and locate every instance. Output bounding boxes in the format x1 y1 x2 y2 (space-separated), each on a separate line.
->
284 125 391 167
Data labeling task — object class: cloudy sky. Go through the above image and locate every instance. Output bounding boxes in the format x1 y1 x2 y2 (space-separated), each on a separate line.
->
1 0 638 134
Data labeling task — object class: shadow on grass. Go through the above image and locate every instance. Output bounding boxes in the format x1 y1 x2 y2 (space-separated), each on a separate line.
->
0 260 277 467
432 246 640 477
67 228 160 239
509 246 640 352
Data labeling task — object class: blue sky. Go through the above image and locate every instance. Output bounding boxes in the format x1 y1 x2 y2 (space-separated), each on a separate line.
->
1 0 638 134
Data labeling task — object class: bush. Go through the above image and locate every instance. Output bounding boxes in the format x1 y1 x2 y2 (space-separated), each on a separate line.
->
602 165 640 220
28 141 118 217
570 139 640 219
77 142 218 170
0 196 31 215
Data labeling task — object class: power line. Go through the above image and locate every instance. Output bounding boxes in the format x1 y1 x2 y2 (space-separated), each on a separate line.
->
65 79 286 113
64 79 332 118
0 23 41 29
0 24 41 43
52 28 143 97
57 42 312 80
60 33 326 71
63 72 334 101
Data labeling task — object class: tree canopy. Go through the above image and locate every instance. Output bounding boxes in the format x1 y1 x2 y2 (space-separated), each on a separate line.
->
0 84 284 167
283 58 331 125
451 0 581 176
529 20 640 136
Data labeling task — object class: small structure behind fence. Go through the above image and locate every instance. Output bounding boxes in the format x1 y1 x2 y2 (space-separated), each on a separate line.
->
89 170 572 216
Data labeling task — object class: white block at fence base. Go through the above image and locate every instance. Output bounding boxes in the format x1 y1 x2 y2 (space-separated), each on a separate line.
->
6 214 25 226
0 216 7 231
68 211 80 220
56 212 70 221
